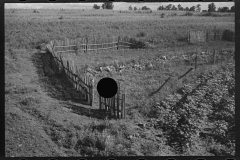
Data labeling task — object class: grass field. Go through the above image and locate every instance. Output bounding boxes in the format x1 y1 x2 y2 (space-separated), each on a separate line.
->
5 8 235 157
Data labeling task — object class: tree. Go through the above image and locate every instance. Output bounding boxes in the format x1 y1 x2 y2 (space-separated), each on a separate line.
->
217 7 222 12
129 5 133 10
208 3 216 12
93 4 100 9
196 4 201 12
217 7 229 12
165 4 173 10
177 4 181 10
142 6 150 10
102 2 114 10
178 4 183 11
189 6 196 11
157 5 164 10
230 5 234 12
185 7 189 11
134 6 137 10
171 5 177 10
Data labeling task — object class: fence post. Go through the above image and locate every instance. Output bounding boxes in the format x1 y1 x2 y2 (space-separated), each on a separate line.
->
113 95 116 118
86 37 88 53
104 97 107 112
99 94 101 110
195 54 198 70
75 39 78 55
213 49 216 65
117 36 120 50
117 82 120 118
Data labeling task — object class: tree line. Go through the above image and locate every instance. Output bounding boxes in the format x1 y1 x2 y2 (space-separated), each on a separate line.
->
93 2 235 13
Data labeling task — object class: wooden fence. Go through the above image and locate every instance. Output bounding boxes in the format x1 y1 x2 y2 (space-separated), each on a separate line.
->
188 30 205 44
53 36 133 54
46 40 94 106
193 48 234 69
99 81 126 119
188 30 234 44
148 47 234 97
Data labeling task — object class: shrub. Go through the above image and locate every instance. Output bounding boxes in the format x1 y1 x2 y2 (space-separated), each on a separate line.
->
222 30 235 41
59 16 63 20
137 31 147 37
161 13 165 18
185 12 193 16
33 10 39 13
129 38 146 49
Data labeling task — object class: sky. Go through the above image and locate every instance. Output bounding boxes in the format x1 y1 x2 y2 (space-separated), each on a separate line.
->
5 2 234 11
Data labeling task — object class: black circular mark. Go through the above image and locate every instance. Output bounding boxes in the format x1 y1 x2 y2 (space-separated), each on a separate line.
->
97 77 118 98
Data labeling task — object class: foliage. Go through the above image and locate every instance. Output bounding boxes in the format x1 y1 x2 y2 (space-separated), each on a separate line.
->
189 6 196 12
185 12 193 16
171 5 177 11
160 13 165 18
157 5 164 10
102 2 114 10
129 5 133 10
142 6 151 10
230 6 234 12
178 4 183 11
196 4 201 12
93 4 101 10
134 7 137 11
208 3 216 12
150 63 235 155
222 29 235 41
217 7 229 13
33 9 39 13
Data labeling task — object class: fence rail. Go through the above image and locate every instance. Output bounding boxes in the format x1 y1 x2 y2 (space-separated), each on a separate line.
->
53 36 133 54
188 30 235 44
46 40 94 105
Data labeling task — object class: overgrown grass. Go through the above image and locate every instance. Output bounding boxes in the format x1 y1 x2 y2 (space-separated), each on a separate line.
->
5 9 234 50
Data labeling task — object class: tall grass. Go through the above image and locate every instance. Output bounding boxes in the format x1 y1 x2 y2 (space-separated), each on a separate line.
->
5 9 234 50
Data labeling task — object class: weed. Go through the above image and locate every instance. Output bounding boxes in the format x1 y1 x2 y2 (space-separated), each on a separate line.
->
161 13 165 18
20 96 40 106
185 12 193 16
137 31 147 37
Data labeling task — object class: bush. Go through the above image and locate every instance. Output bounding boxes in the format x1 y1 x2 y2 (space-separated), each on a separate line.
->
222 30 235 41
161 13 165 18
129 38 146 49
136 31 146 37
59 16 63 20
185 12 193 16
33 10 39 13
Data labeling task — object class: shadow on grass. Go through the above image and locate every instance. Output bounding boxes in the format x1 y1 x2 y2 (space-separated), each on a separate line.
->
31 50 107 120
62 102 107 119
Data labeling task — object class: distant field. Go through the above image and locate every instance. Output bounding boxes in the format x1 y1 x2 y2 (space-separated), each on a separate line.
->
5 9 234 50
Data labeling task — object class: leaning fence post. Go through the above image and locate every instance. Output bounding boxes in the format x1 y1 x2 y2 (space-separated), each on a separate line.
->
213 49 216 65
195 53 198 70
